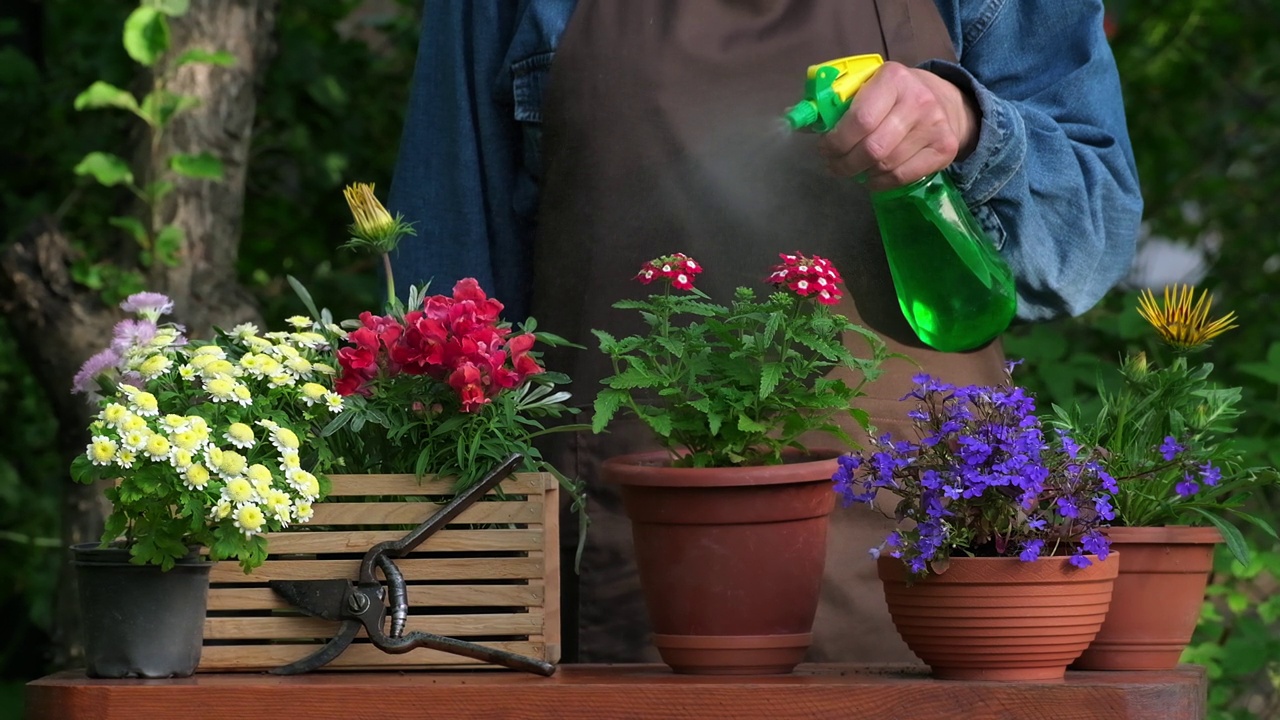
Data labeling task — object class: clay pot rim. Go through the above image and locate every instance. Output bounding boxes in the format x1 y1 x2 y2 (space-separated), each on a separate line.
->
602 448 844 488
651 633 813 649
877 553 1120 583
1102 525 1223 545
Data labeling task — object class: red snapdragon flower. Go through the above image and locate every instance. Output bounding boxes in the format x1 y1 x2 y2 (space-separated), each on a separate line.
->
767 252 843 305
334 278 547 412
635 253 702 291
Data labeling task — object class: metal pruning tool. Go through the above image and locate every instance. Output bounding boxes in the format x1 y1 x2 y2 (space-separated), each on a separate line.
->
268 453 556 676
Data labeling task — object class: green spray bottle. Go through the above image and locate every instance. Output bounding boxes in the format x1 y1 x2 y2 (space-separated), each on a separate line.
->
783 54 1016 352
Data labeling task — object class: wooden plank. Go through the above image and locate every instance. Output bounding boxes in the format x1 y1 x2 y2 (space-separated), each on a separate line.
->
207 584 544 611
208 557 544 584
197 641 546 671
27 665 1210 720
260 528 542 554
308 500 542 525
542 484 562 663
204 612 543 640
326 473 550 497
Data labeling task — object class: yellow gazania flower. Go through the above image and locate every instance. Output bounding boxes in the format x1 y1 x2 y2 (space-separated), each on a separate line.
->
1137 285 1238 351
344 182 395 242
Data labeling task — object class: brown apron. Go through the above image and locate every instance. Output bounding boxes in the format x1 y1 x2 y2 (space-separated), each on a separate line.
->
533 0 1007 663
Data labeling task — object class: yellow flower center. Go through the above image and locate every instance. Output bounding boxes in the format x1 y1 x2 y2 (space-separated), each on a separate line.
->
225 477 254 503
235 504 266 534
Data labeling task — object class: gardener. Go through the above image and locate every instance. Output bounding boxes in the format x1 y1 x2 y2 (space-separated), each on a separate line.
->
386 0 1142 664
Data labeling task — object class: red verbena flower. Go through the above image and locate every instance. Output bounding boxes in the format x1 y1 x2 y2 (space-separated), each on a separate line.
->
635 253 702 291
767 252 844 305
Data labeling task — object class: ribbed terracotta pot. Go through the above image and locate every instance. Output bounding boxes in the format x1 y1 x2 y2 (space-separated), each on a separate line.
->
1073 526 1221 671
878 554 1119 681
602 449 840 675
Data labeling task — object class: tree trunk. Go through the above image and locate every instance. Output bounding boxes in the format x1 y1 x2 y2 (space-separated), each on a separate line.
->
0 0 279 667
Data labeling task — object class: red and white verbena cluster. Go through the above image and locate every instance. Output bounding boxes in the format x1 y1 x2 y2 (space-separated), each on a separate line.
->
335 279 544 413
634 250 844 306
766 252 843 306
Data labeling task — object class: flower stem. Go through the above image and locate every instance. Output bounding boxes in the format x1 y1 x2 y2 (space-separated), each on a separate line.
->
382 252 397 308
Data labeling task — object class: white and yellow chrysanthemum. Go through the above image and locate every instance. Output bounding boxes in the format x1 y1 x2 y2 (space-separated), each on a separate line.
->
223 476 256 504
311 362 337 376
120 413 148 433
299 382 328 407
264 331 291 342
214 449 248 480
294 501 315 523
234 504 266 537
129 391 160 417
238 353 264 375
178 364 198 381
224 422 255 449
270 426 301 452
279 449 302 475
171 429 203 453
120 428 151 452
244 335 273 352
229 323 259 340
101 403 130 428
115 448 138 469
268 373 296 388
324 392 344 413
137 354 174 380
212 497 233 520
291 332 327 349
87 436 118 466
170 447 195 471
143 433 172 461
283 356 313 378
285 315 312 330
263 488 292 523
202 358 237 378
232 384 253 407
193 345 227 360
184 464 211 490
206 377 238 403
290 469 320 499
161 414 189 432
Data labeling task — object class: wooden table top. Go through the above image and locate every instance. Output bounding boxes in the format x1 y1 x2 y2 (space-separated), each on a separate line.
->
26 663 1207 720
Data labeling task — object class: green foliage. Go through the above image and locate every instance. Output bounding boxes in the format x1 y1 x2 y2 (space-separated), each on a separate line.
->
596 274 892 468
1183 544 1280 719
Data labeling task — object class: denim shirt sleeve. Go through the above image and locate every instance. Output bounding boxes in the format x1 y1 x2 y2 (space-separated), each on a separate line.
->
926 0 1143 321
386 0 575 322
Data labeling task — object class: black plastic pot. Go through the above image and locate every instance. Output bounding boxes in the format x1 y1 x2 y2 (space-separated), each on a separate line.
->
72 543 213 678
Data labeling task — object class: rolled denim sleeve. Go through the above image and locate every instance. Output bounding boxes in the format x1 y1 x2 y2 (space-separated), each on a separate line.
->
925 0 1143 321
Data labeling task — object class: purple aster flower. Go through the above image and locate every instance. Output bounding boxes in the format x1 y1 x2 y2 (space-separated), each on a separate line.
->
1081 529 1110 561
1175 475 1200 498
109 319 159 354
119 291 174 319
1019 538 1044 562
72 348 120 395
1199 462 1222 487
1159 436 1184 462
1069 552 1093 569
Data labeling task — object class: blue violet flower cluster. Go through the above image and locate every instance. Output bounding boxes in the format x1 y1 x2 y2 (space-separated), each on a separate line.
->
833 373 1116 579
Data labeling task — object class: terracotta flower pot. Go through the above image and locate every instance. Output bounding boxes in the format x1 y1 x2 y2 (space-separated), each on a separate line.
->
1073 525 1221 671
878 554 1119 681
602 449 840 675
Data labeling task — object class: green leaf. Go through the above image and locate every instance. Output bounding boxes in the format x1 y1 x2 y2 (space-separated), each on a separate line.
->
175 49 235 67
169 152 224 180
139 89 199 127
737 415 768 433
143 180 175 203
74 152 134 187
122 7 170 67
145 0 191 17
73 81 139 113
1227 509 1280 541
592 389 627 433
759 362 784 399
154 225 184 266
1190 508 1250 566
287 274 323 320
108 216 148 247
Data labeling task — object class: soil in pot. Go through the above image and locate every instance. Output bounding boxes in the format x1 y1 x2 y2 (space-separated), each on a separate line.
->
73 543 213 678
878 554 1119 681
1073 526 1221 671
603 449 840 675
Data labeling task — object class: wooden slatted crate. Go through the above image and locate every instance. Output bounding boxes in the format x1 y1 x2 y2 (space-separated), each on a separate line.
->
199 472 559 671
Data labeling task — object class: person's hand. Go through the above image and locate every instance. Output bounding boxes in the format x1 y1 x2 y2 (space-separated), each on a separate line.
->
817 62 980 191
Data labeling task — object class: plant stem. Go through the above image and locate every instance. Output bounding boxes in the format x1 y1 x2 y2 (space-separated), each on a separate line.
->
382 252 397 308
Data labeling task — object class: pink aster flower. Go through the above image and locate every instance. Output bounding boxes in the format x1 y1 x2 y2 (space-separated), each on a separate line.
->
72 348 121 395
119 292 174 320
110 319 159 355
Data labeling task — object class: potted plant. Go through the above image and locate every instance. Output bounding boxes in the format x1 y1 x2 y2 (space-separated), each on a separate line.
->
592 251 891 675
835 371 1119 681
70 292 343 677
1049 285 1277 671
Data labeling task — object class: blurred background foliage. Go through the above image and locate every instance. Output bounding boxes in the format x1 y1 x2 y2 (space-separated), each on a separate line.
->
0 0 1277 717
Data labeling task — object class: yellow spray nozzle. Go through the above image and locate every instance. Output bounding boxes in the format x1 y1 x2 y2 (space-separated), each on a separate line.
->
784 54 885 132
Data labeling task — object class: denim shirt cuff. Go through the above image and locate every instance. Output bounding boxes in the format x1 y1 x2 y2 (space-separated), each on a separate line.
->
919 59 1026 207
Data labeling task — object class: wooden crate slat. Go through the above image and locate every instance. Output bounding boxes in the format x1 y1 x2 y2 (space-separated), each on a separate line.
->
209 556 545 584
309 500 543 526
198 641 546 671
207 584 545 611
204 612 543 640
326 474 550 497
203 472 557 671
262 529 542 554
